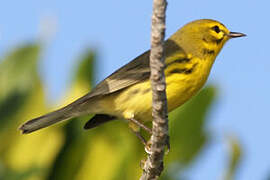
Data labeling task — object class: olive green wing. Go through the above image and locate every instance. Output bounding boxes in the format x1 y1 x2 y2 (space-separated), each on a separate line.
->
84 50 151 100
90 51 150 97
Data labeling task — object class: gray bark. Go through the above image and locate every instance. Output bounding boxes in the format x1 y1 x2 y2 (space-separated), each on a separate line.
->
140 0 168 179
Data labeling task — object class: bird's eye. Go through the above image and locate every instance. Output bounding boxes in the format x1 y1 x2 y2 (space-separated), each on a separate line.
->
212 25 220 33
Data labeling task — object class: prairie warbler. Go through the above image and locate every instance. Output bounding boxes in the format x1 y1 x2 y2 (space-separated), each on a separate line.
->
19 19 245 143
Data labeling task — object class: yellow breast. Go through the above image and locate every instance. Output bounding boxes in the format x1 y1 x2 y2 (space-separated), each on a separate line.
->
165 57 212 112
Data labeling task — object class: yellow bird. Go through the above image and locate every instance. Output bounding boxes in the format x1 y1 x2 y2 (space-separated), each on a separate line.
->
19 19 245 144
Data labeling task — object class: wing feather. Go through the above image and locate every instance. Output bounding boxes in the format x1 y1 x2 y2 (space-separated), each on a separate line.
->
90 50 150 97
69 50 150 107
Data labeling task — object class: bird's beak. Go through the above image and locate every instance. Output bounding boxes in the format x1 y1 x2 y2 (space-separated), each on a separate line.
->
227 32 246 38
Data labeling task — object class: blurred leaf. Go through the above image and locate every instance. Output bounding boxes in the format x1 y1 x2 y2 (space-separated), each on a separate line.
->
75 120 144 180
224 135 242 180
0 93 28 130
0 44 41 129
0 44 40 100
73 50 96 85
46 118 91 180
162 86 217 179
170 86 216 164
0 43 64 180
0 43 43 155
0 164 43 180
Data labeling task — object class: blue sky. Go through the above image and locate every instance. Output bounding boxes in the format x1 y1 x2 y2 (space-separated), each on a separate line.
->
1 1 269 179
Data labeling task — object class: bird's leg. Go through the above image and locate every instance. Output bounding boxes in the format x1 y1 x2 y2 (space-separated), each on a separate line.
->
128 118 170 154
128 119 152 153
132 130 147 146
129 118 152 134
130 129 151 154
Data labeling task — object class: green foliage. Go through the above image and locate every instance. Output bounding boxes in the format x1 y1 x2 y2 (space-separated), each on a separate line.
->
224 136 242 180
73 50 96 85
0 43 242 180
0 44 40 129
161 86 216 180
169 86 216 164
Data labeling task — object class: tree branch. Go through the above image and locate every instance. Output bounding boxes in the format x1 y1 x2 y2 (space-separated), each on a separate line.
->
140 0 168 179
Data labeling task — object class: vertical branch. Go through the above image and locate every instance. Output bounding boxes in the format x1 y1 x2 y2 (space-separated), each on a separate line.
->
140 0 168 179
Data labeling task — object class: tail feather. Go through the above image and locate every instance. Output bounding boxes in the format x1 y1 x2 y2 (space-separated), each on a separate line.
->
19 93 102 134
19 108 75 134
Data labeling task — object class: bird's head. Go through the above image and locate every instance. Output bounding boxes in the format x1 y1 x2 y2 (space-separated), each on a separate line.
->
169 19 246 58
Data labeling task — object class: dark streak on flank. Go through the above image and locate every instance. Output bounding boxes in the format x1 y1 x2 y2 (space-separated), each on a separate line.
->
168 63 198 75
169 68 192 75
166 58 191 68
142 89 150 94
121 89 140 103
129 89 140 95
202 48 215 55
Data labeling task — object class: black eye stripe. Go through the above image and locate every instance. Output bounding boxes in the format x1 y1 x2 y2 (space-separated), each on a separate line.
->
212 25 220 33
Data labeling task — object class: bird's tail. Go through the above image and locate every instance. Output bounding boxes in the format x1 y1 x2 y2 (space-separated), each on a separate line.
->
19 105 78 134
